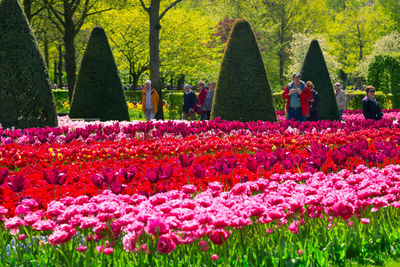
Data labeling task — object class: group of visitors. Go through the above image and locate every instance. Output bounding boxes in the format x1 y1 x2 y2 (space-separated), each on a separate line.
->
141 75 384 122
283 74 383 122
141 80 216 121
182 80 216 121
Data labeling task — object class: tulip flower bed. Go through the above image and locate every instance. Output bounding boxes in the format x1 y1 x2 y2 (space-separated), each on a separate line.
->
1 111 400 265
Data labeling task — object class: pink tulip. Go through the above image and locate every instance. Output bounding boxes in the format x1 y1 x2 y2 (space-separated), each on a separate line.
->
361 218 370 224
76 246 88 252
199 240 208 251
18 234 27 241
123 232 137 252
157 235 176 254
146 217 169 236
211 254 219 261
288 221 299 234
103 247 114 255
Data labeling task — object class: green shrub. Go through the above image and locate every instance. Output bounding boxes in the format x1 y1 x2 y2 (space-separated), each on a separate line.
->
0 0 57 129
211 19 277 122
368 54 400 109
300 40 340 121
69 26 130 121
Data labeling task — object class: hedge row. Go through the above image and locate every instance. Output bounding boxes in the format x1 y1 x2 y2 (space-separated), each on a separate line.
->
53 89 392 119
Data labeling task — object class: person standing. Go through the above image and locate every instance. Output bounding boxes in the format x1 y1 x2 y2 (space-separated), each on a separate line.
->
282 73 312 122
141 80 159 121
203 81 216 120
334 82 347 121
194 81 208 121
182 84 197 121
306 81 320 121
362 86 383 120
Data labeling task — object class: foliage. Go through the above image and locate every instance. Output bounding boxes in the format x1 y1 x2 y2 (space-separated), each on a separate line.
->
69 26 130 121
327 2 394 74
367 54 400 108
356 31 400 78
0 0 57 129
288 33 341 83
300 39 340 121
211 19 276 122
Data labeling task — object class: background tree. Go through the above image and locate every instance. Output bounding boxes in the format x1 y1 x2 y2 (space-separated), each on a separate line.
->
288 33 341 84
137 0 184 120
0 0 57 129
300 40 340 121
69 26 130 121
43 0 116 101
22 0 46 22
327 1 394 75
211 19 277 122
260 0 329 87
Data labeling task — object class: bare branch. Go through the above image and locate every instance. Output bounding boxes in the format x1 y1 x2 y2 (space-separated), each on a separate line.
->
43 0 66 28
160 0 183 20
138 0 150 13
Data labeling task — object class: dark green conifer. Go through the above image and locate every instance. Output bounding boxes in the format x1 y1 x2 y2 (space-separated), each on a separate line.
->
211 19 277 122
300 39 340 121
69 26 130 121
0 0 57 129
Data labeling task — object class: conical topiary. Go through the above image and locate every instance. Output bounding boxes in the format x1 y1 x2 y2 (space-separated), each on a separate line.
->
0 0 58 129
300 39 340 121
211 19 277 122
69 26 130 121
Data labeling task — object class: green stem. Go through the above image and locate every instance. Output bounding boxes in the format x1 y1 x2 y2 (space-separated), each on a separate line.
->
53 184 57 200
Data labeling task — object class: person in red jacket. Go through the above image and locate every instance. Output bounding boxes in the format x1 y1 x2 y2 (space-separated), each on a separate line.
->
282 73 312 122
194 80 208 121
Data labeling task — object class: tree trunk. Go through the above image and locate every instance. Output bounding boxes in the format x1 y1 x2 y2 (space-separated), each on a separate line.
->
149 0 164 120
58 45 63 88
43 34 49 68
54 60 58 85
64 28 76 102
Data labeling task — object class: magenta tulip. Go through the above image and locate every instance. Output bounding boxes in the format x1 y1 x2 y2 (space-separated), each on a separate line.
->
247 157 258 172
91 174 104 188
8 174 24 193
179 153 195 167
0 168 9 186
191 163 205 178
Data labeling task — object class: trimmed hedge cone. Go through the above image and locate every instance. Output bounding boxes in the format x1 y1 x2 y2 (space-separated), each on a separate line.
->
0 0 58 129
69 26 130 121
211 19 277 122
300 40 340 121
